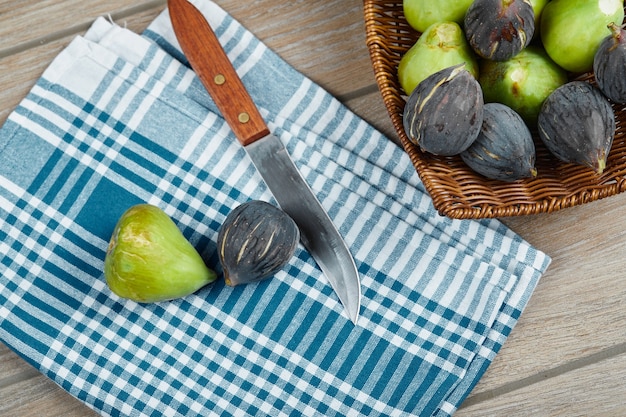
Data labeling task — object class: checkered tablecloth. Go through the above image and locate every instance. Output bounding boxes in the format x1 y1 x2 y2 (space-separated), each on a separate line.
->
0 1 551 416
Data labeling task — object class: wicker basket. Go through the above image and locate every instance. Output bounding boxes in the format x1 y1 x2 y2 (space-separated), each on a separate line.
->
364 0 626 219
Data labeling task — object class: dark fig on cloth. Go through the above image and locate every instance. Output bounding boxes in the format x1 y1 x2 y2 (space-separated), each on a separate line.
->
403 64 484 156
464 0 535 61
217 200 299 287
594 22 626 104
538 81 615 174
461 103 537 182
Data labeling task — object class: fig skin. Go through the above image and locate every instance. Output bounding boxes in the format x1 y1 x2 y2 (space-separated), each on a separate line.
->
397 21 479 95
217 200 299 287
479 46 568 126
104 204 216 303
461 103 537 182
402 0 474 33
538 81 616 174
403 64 484 156
594 22 626 104
540 0 624 73
464 0 535 61
529 0 549 29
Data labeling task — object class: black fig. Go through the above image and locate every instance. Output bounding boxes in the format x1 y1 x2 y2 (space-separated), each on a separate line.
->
403 65 484 156
217 200 299 287
538 81 615 174
461 103 537 181
464 0 535 61
594 23 626 104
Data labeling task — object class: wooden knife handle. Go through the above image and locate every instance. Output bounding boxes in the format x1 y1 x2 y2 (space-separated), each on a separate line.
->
168 0 270 146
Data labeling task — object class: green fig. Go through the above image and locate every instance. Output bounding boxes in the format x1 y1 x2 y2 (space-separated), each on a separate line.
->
104 204 216 303
402 0 474 33
479 46 568 126
540 0 624 73
529 0 549 39
397 21 479 95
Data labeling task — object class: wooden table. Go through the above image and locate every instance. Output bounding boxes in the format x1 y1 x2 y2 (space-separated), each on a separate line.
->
2 0 626 415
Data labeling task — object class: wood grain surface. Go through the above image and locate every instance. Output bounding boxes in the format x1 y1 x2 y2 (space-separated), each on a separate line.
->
2 0 626 415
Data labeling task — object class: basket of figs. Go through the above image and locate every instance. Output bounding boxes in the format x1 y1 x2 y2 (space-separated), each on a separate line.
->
364 0 626 219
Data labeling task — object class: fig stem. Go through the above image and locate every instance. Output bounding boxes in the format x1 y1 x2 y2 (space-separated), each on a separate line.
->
608 22 625 43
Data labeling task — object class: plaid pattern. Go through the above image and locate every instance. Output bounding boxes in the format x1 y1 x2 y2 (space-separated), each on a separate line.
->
0 2 551 416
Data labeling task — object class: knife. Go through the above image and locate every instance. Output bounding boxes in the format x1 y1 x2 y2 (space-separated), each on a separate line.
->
168 0 361 324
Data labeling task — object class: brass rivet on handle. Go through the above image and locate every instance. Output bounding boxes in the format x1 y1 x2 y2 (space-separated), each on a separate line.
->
214 74 226 85
238 112 250 124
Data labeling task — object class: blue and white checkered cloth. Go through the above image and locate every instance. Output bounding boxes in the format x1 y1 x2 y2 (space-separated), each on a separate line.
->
0 1 551 415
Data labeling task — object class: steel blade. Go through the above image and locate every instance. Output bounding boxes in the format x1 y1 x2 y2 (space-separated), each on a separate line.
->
167 0 361 324
246 134 361 324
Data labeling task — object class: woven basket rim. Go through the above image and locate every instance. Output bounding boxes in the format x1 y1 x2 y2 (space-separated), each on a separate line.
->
363 0 626 219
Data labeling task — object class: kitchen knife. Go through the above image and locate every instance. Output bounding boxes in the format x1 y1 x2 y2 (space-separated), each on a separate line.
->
168 0 361 324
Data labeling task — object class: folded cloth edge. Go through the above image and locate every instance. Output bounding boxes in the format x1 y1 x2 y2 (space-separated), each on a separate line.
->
0 2 547 412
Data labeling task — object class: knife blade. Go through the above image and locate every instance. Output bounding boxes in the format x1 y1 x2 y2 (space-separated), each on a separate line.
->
168 0 361 324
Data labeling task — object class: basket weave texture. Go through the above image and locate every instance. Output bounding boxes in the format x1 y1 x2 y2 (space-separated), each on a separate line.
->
364 0 626 219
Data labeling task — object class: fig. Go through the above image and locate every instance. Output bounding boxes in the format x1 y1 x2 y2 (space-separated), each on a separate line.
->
397 21 479 95
217 200 299 287
528 0 550 41
104 204 217 303
594 22 626 103
461 103 537 181
464 0 535 61
403 64 484 156
402 0 474 33
540 0 624 73
529 0 549 29
479 46 568 125
538 81 616 174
